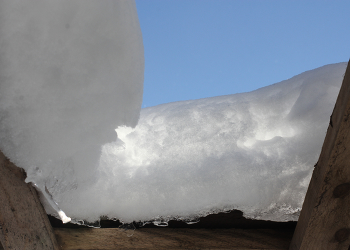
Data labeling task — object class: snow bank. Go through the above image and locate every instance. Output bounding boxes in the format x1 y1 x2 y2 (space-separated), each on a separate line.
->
95 62 345 224
0 1 144 222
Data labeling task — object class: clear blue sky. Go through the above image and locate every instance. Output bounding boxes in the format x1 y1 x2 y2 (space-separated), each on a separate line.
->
135 0 350 108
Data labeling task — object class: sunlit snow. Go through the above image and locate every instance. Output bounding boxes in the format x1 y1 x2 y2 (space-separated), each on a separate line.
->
95 62 346 223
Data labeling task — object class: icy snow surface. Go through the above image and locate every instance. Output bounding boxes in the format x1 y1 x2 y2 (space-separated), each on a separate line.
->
0 1 143 222
99 62 346 224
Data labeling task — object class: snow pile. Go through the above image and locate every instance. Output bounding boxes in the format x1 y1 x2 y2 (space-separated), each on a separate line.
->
0 1 144 222
95 62 345 223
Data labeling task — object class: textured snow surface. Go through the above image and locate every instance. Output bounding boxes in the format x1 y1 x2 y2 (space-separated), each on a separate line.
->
98 63 346 224
0 0 144 220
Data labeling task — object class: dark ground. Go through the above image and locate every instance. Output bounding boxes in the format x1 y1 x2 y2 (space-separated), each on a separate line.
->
49 209 297 231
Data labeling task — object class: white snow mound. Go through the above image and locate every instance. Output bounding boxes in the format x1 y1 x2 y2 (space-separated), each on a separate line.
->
96 62 345 224
0 0 144 222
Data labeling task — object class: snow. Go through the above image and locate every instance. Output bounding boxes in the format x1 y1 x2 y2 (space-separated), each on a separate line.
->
94 62 346 224
55 61 343 224
0 0 143 222
0 1 346 226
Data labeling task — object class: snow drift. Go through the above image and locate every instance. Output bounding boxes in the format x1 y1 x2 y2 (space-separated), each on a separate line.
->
95 62 345 224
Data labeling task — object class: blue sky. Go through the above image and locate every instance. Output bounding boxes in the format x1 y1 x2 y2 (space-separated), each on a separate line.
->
135 0 350 108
